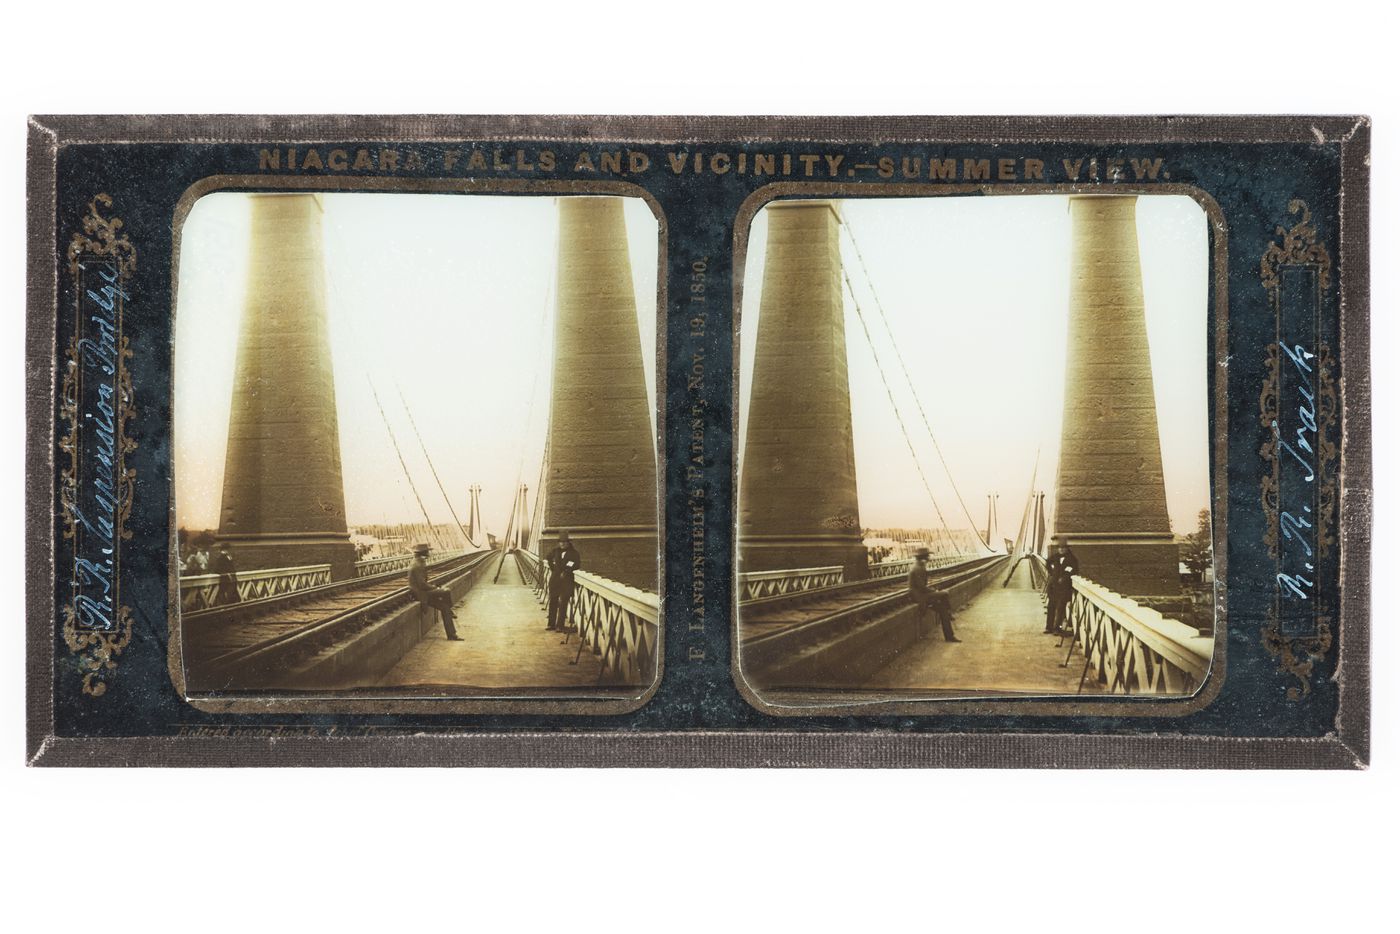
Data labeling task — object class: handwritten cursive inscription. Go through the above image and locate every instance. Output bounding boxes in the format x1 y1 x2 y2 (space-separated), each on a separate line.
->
1271 337 1319 619
69 261 128 632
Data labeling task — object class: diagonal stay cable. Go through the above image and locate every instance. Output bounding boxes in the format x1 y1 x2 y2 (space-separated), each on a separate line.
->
396 383 480 549
841 218 993 553
841 270 958 552
367 374 444 551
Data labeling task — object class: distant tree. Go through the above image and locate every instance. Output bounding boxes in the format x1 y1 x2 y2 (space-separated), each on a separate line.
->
1183 508 1213 579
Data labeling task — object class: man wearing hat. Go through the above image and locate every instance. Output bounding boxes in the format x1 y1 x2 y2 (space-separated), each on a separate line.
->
545 531 582 632
907 547 959 642
408 544 462 641
1043 537 1079 634
211 542 241 606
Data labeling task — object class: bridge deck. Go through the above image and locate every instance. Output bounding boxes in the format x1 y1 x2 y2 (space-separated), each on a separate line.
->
376 558 603 689
863 560 1104 696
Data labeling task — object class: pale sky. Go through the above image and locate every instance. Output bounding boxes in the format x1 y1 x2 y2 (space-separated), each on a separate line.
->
174 192 659 535
738 195 1211 539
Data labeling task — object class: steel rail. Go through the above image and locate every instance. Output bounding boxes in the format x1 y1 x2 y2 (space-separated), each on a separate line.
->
183 549 487 628
739 554 999 617
742 555 1006 652
200 550 497 676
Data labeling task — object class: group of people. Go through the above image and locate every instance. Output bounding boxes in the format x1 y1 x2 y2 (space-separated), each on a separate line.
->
867 545 895 566
406 531 582 642
179 539 241 606
903 538 1083 643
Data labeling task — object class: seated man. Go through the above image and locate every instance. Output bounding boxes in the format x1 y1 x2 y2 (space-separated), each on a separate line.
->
407 543 462 641
907 547 960 642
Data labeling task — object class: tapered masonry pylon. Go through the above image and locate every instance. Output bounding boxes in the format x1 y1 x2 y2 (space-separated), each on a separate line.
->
217 194 357 580
740 201 867 581
1053 196 1179 597
542 197 658 592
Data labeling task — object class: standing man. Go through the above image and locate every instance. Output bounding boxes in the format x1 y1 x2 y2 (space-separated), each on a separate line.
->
1043 538 1079 634
408 543 462 641
211 542 241 606
545 531 582 632
908 547 960 642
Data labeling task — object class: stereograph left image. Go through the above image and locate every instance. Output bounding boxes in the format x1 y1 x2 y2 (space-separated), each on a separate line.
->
173 190 663 700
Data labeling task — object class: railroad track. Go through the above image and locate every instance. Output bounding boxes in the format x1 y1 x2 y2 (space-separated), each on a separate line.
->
739 555 1009 683
183 549 496 689
739 556 1000 637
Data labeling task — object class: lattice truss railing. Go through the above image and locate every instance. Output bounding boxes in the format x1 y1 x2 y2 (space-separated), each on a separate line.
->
738 566 845 601
563 570 659 687
867 558 914 580
352 548 468 579
178 564 332 612
1062 577 1213 695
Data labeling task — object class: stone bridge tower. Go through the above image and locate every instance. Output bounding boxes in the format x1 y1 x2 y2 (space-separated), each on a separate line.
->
739 200 867 581
542 197 659 592
1053 195 1179 597
216 193 357 580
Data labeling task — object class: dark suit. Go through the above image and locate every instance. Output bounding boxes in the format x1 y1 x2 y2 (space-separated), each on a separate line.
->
908 561 956 640
211 550 241 606
1044 549 1079 633
546 542 581 631
409 557 458 639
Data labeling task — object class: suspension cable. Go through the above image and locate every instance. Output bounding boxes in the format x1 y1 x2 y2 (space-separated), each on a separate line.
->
396 384 480 549
840 270 959 551
367 375 444 551
841 218 994 552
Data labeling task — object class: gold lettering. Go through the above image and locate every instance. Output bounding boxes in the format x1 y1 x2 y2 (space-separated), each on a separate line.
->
379 149 399 171
667 152 688 174
964 158 991 180
628 151 650 173
258 149 280 171
998 157 1016 180
930 158 957 180
538 150 556 172
1130 157 1164 180
1024 158 1044 180
466 150 488 172
574 151 596 172
352 149 375 170
710 152 730 174
328 149 349 171
301 149 323 171
600 151 623 174
754 153 776 176
1062 158 1084 180
443 150 461 171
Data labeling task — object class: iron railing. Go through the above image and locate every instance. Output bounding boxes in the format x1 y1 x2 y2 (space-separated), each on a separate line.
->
512 548 658 687
353 548 467 578
1061 577 1213 695
198 550 497 684
563 570 659 687
867 558 913 580
513 548 548 604
738 565 844 600
179 564 331 612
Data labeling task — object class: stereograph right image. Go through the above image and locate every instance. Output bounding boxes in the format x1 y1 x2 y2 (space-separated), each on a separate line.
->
736 194 1217 706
